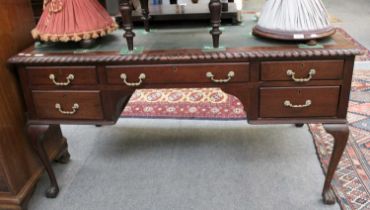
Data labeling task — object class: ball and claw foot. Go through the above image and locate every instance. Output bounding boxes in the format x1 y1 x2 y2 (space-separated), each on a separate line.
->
55 150 71 164
45 186 59 198
322 188 336 205
295 123 304 127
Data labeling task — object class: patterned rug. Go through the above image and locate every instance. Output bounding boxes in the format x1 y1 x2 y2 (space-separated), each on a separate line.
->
122 88 246 120
121 70 370 210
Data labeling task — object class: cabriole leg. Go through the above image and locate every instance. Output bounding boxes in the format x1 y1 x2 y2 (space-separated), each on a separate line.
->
322 124 349 204
27 125 62 198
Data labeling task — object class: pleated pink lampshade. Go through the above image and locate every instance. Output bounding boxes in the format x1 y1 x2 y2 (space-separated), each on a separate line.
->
32 0 118 42
253 0 336 41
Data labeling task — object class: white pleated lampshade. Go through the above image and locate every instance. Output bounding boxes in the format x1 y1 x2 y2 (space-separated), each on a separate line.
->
253 0 336 41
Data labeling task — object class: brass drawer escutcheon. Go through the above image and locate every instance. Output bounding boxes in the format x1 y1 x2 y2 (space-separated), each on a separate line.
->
206 71 235 83
49 74 75 86
55 103 79 115
286 69 316 82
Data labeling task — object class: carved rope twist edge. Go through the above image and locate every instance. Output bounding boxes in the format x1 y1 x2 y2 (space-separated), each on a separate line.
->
8 49 363 65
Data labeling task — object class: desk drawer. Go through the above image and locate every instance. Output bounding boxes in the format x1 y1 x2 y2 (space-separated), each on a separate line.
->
259 86 340 118
32 91 103 120
106 63 249 85
261 60 344 82
27 66 98 86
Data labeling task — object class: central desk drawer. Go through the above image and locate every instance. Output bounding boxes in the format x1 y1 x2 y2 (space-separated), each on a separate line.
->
261 60 344 82
27 66 98 86
106 63 249 85
32 91 103 120
259 86 340 118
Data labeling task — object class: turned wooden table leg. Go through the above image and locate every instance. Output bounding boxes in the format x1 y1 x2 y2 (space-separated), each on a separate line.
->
120 0 135 51
209 0 222 48
27 125 65 198
139 0 150 32
322 124 349 204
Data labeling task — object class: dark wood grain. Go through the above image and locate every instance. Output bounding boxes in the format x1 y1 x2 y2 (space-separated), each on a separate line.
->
260 60 344 81
8 49 362 65
32 91 104 120
322 124 349 204
27 66 98 86
0 1 68 209
27 125 61 198
337 57 355 119
106 63 249 84
139 0 150 32
259 86 340 118
120 0 135 51
253 25 336 42
0 169 9 192
209 0 222 48
8 20 360 206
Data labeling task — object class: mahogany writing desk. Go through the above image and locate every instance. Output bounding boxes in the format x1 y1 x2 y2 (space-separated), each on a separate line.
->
8 19 361 205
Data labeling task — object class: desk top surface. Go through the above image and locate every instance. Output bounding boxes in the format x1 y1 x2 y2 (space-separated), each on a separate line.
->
9 15 361 65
